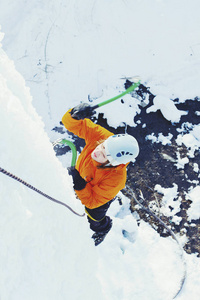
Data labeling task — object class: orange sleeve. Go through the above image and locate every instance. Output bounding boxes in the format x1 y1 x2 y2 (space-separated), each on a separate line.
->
62 109 113 143
62 108 126 209
75 170 127 209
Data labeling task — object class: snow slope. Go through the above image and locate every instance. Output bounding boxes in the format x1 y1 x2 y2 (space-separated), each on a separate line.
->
0 0 200 299
0 40 103 300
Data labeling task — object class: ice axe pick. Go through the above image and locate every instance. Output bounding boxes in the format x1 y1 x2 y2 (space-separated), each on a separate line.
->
91 79 141 110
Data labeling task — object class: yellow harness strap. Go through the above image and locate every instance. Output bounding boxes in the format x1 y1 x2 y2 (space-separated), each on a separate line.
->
85 208 105 222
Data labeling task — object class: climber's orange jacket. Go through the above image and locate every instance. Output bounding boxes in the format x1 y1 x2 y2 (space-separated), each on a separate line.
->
62 109 127 209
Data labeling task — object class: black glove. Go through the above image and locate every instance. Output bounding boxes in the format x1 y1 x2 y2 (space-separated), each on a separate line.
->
68 167 87 191
70 103 96 120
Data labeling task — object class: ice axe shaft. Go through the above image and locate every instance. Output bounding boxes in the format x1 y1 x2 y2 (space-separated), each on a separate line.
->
91 81 140 110
53 139 77 168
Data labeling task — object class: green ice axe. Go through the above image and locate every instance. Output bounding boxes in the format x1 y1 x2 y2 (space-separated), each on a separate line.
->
91 80 140 110
60 140 77 167
53 139 77 168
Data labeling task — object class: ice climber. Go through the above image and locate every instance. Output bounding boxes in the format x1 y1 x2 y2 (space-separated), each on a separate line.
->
62 103 139 246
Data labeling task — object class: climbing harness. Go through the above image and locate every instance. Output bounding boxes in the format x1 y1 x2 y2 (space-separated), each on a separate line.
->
125 185 186 299
85 208 106 222
0 139 85 217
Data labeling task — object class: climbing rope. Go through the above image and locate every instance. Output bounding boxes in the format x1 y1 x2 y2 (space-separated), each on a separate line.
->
125 185 186 299
0 167 85 217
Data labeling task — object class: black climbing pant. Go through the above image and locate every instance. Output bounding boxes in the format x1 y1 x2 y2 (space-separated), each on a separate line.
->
85 200 113 233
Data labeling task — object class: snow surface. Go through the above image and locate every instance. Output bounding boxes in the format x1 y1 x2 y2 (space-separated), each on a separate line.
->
0 0 200 299
186 186 200 222
176 124 200 158
146 132 173 145
146 95 188 123
0 40 103 300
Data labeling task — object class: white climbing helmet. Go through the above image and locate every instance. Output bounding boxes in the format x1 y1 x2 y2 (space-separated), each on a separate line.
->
104 134 139 166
